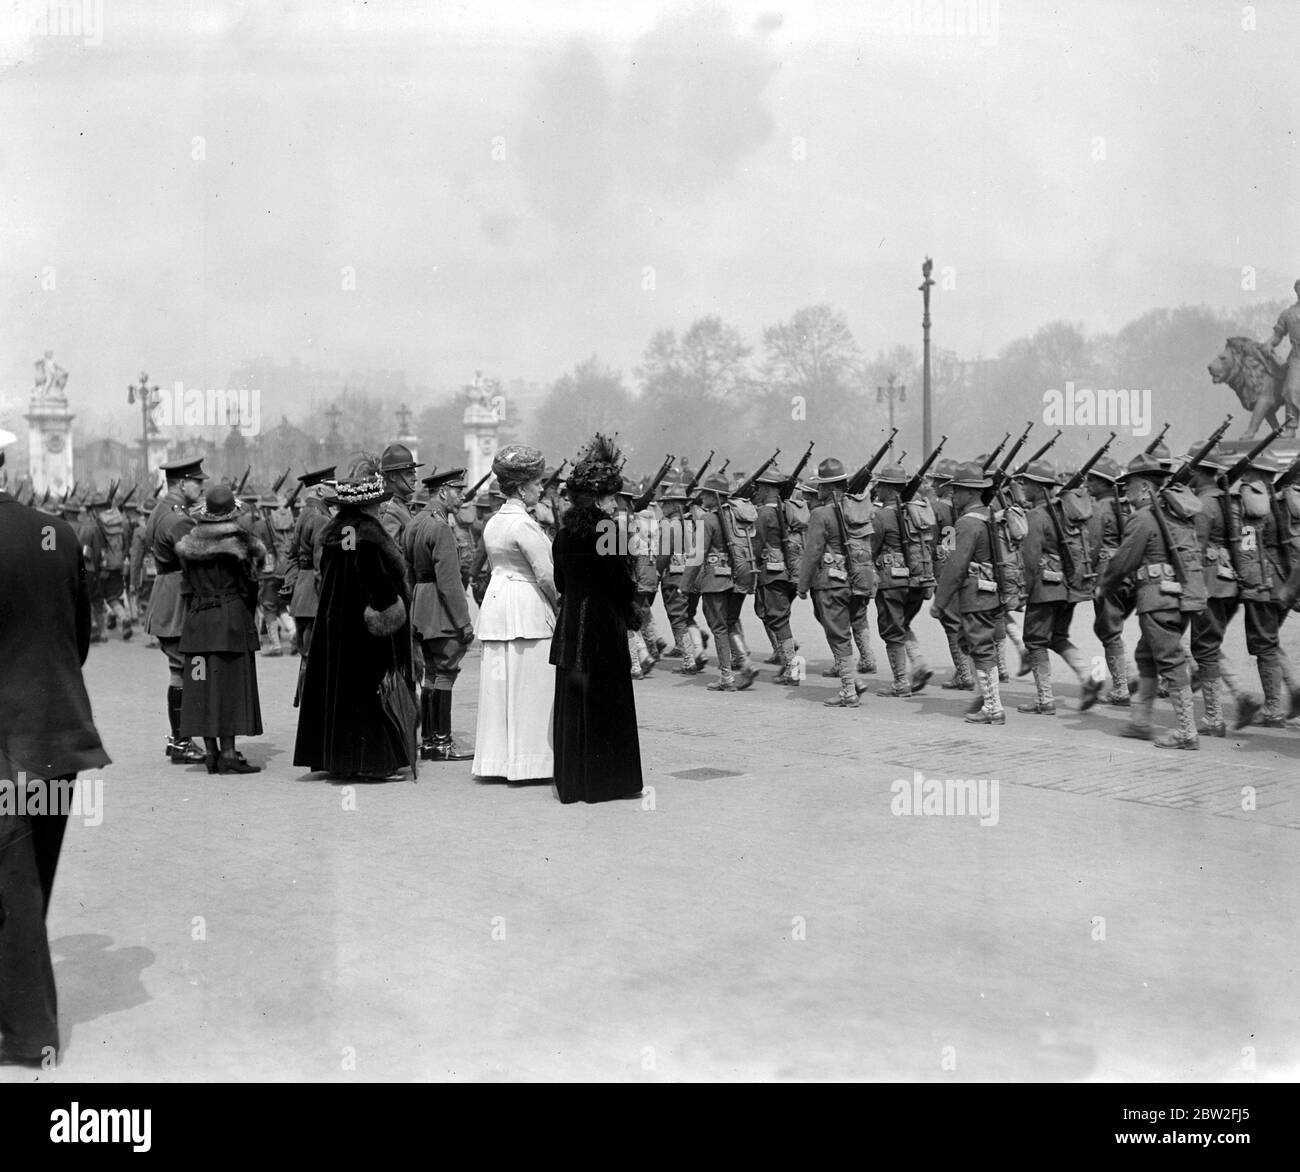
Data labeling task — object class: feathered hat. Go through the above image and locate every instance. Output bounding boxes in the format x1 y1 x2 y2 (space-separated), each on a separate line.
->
567 433 624 496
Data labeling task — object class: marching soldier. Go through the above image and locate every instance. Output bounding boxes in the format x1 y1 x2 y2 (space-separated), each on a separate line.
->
752 461 805 685
378 442 424 563
929 457 971 689
797 457 873 707
129 495 159 644
657 478 709 673
616 477 662 677
933 461 1006 724
679 472 758 691
143 457 208 764
870 463 934 696
86 493 133 641
258 491 296 656
404 468 475 761
282 466 336 697
1085 455 1134 705
1014 458 1101 713
1098 453 1207 748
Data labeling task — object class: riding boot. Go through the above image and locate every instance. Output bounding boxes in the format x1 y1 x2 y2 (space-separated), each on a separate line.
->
1198 677 1226 737
430 690 474 760
877 643 911 697
1155 684 1199 750
1121 674 1157 739
419 689 437 760
167 686 205 763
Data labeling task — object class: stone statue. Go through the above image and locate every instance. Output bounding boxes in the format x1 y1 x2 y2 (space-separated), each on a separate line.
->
34 350 69 401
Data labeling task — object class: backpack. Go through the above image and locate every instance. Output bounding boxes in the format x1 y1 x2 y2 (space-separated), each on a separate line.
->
720 499 759 590
100 512 126 573
1059 487 1093 524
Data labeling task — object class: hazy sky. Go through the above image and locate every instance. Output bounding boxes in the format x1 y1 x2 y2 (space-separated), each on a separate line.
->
3 0 1297 425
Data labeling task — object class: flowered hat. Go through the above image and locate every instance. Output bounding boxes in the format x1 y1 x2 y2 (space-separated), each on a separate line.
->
567 434 624 496
328 472 391 507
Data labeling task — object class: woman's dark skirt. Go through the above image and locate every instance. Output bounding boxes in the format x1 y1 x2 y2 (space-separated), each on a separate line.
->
553 666 643 804
179 651 263 738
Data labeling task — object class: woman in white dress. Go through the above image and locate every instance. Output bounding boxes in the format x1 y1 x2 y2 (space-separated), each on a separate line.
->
472 444 559 780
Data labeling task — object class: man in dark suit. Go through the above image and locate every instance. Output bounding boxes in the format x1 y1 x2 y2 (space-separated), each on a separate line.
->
0 428 110 1066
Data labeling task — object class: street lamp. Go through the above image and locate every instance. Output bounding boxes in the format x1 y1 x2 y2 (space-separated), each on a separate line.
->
919 256 935 456
877 376 906 434
127 371 160 479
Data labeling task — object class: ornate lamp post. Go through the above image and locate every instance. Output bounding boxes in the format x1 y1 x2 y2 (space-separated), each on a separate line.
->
876 375 906 434
919 256 935 456
127 371 161 479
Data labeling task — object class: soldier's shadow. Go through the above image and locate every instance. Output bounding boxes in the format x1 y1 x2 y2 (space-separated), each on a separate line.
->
49 933 154 1056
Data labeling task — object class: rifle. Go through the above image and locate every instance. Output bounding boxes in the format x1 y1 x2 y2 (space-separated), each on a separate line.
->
463 470 492 502
1223 420 1285 486
899 436 948 503
1143 421 1171 456
119 483 138 507
1166 415 1233 490
271 466 291 495
1012 429 1062 476
781 440 816 500
234 465 251 496
633 455 673 512
980 432 1012 472
684 450 715 496
543 459 569 493
732 449 782 501
694 457 731 496
1057 432 1117 495
1274 451 1300 492
284 480 305 509
846 427 898 495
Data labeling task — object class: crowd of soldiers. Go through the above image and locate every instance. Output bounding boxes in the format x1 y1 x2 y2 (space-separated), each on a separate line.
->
13 412 1300 762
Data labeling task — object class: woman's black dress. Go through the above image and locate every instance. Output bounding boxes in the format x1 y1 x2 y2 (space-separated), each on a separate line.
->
175 520 264 737
550 523 643 803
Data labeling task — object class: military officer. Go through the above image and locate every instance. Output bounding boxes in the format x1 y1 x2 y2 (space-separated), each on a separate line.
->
797 457 873 707
1014 458 1101 714
281 466 336 700
144 457 207 763
377 442 424 563
679 472 758 691
933 461 1006 724
869 463 934 696
404 468 475 761
1098 453 1207 748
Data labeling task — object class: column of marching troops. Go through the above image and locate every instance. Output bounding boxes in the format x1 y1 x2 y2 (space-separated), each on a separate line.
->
16 417 1300 762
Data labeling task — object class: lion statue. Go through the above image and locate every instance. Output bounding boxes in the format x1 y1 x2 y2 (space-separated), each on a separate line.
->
1208 337 1298 438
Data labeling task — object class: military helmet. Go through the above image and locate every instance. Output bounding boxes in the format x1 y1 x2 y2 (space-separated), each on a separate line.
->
948 461 992 490
1185 442 1228 473
658 478 690 501
813 457 847 484
1117 453 1168 481
1148 440 1173 470
930 457 958 484
1017 458 1058 485
755 461 788 485
1246 450 1280 476
1086 455 1122 483
379 442 424 473
874 463 909 486
701 473 732 495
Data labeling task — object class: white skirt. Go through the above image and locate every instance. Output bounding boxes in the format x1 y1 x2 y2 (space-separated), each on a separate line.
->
473 637 554 780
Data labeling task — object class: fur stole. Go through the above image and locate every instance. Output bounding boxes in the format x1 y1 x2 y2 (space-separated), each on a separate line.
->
176 520 266 564
321 510 410 598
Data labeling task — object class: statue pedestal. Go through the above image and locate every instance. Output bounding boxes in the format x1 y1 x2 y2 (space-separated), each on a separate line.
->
25 394 75 496
463 402 500 487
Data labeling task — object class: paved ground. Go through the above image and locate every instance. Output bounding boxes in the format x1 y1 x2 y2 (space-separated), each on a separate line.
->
6 597 1299 1082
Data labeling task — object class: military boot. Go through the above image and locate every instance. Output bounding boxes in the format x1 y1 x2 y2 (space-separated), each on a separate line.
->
762 626 782 665
1198 676 1226 737
1103 647 1130 706
1120 675 1158 740
419 689 438 760
1017 650 1056 714
707 665 738 692
772 638 801 686
995 638 1011 683
1280 652 1300 719
429 690 473 761
166 686 206 764
1062 646 1103 711
1155 684 1199 750
1257 658 1288 728
853 624 877 674
877 643 911 697
673 629 702 674
904 631 932 692
121 616 134 641
730 633 757 689
941 629 972 689
262 620 284 657
965 667 1006 725
821 663 840 677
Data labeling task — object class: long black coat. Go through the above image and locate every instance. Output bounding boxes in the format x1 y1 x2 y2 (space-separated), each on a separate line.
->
293 510 414 775
0 492 111 781
550 524 639 673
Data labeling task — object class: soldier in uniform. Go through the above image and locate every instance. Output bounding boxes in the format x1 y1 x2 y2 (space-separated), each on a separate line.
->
143 457 208 763
797 457 874 707
616 477 661 677
257 491 296 656
928 457 971 690
377 442 424 564
404 468 475 761
1098 453 1207 748
752 462 804 685
281 466 336 696
1266 277 1300 435
679 472 758 691
86 494 133 641
656 478 708 674
869 463 934 696
1085 454 1134 705
933 461 1006 724
1014 458 1101 714
129 494 159 643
